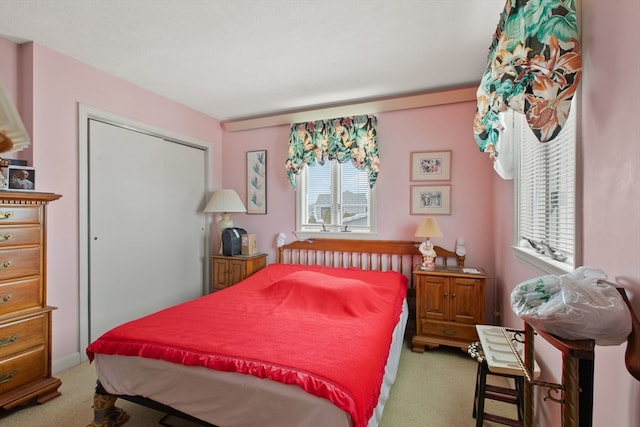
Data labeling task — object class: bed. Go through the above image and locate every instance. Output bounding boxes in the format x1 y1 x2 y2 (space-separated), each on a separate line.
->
86 239 422 427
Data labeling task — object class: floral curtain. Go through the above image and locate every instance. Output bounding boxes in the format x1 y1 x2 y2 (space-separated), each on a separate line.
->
285 115 379 188
473 0 582 158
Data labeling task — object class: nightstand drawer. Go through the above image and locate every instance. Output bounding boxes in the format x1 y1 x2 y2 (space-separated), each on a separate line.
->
421 319 478 342
0 314 47 359
0 277 42 316
0 247 40 281
0 346 47 395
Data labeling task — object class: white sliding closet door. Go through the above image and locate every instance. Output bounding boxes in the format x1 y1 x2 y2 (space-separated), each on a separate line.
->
88 120 206 342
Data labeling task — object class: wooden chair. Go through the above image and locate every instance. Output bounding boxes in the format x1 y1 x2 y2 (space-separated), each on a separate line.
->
433 245 465 267
618 287 640 381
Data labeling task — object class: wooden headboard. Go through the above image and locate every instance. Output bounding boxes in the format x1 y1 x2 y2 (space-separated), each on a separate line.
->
278 239 422 286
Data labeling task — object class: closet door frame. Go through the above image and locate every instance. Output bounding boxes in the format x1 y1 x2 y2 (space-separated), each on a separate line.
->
78 104 214 360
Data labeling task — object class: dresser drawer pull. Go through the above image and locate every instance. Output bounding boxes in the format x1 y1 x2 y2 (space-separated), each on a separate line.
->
442 328 458 336
0 334 19 347
0 293 11 304
0 370 17 384
0 260 11 270
0 234 12 242
0 211 14 220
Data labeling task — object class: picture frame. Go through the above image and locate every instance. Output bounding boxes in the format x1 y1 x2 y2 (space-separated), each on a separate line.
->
410 184 451 215
410 150 451 181
246 150 267 214
7 165 36 191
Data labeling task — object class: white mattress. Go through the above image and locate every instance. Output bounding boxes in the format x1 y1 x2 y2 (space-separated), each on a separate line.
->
95 299 408 427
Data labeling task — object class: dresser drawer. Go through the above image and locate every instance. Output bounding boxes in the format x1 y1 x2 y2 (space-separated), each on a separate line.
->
0 206 41 225
420 319 478 342
0 314 47 359
0 346 46 395
0 247 40 281
0 277 42 316
0 226 41 248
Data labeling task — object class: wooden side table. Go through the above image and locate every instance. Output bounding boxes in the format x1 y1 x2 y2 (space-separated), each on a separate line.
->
412 266 488 352
210 253 267 292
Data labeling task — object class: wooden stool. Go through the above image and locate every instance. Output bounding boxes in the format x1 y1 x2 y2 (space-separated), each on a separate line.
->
468 341 524 427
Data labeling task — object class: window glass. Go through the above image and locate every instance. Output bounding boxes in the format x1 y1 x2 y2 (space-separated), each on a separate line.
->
296 161 375 236
514 98 578 274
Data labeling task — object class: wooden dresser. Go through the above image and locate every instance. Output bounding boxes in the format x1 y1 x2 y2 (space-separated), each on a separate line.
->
210 253 267 292
412 266 488 352
0 191 61 409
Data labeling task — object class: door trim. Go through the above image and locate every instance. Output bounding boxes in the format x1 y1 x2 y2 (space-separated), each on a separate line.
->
78 103 213 361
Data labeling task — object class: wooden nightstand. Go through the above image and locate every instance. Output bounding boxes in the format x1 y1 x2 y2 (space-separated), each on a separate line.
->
412 266 488 352
210 253 267 292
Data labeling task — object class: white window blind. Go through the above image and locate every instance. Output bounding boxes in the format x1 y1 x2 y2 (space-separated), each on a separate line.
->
296 160 375 235
516 99 577 273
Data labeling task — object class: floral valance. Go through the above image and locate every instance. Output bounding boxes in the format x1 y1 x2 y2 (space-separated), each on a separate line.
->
285 115 379 188
474 0 582 157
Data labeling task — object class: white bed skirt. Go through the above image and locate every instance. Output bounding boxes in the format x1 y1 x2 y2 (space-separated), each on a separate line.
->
95 299 408 427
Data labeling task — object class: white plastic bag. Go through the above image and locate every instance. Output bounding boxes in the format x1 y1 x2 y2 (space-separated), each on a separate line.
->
511 267 632 346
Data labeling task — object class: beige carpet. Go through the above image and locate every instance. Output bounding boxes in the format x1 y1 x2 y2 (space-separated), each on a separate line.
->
0 343 517 427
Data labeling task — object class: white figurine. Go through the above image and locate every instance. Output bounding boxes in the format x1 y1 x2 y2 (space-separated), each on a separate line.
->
456 237 467 257
276 232 286 247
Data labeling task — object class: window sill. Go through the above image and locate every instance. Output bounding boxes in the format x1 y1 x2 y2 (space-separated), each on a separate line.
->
294 231 378 241
512 246 574 276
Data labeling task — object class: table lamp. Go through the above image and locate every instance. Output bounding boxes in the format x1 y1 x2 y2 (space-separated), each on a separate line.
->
204 189 246 251
414 217 443 270
0 81 31 153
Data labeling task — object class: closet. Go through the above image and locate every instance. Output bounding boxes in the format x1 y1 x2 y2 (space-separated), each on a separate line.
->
86 118 208 343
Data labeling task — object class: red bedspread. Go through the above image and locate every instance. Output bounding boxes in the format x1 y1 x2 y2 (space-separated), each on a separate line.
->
86 264 407 427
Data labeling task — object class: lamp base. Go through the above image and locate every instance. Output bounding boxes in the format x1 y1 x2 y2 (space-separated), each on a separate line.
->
217 213 233 254
418 239 436 270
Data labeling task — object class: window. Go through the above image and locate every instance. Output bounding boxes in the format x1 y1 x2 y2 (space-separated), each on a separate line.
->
295 160 376 237
514 98 579 275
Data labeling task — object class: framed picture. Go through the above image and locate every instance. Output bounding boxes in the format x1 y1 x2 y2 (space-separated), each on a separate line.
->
7 165 35 191
410 150 451 181
246 150 267 214
410 184 451 215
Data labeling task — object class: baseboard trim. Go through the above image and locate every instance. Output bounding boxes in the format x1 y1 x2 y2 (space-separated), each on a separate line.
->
53 351 82 374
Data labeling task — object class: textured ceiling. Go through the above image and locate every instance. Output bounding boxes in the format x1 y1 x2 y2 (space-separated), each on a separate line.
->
0 0 504 121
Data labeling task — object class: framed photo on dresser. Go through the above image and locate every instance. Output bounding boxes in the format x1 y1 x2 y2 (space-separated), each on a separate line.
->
7 165 35 191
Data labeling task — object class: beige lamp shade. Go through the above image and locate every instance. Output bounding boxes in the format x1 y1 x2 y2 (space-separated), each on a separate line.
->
0 81 31 153
203 189 247 214
204 189 247 253
414 217 443 239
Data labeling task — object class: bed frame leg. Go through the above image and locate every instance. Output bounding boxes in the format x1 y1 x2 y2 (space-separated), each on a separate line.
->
87 386 130 427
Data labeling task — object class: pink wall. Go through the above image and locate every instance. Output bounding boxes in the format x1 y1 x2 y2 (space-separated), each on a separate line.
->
493 1 640 426
222 102 497 316
2 0 639 423
0 41 222 368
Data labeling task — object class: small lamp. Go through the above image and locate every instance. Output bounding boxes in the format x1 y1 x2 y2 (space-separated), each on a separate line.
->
203 189 246 252
0 81 31 154
414 217 443 270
